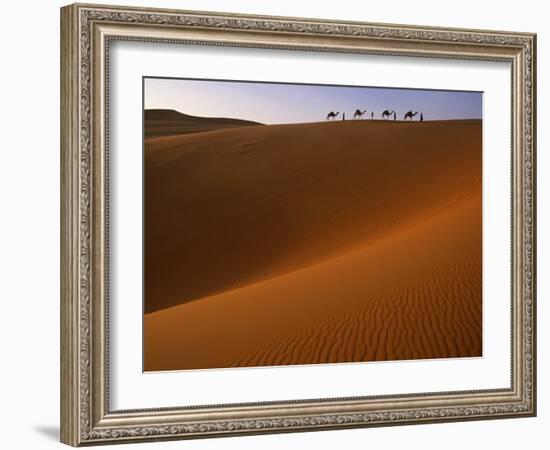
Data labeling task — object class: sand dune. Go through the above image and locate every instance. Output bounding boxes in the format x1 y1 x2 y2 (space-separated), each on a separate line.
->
144 118 482 371
144 109 263 137
145 119 481 313
144 195 482 370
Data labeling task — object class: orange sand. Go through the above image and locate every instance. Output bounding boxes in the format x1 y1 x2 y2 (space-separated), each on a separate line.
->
144 119 482 371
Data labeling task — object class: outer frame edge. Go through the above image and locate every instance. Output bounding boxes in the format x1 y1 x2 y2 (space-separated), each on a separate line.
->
60 3 81 447
60 3 537 446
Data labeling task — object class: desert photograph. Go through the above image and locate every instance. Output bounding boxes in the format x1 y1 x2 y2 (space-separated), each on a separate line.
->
143 78 482 372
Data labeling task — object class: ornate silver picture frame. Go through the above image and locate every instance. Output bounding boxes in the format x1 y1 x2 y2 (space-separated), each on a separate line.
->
61 3 536 446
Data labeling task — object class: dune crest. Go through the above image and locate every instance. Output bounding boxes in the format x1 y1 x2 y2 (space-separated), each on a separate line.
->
144 109 264 137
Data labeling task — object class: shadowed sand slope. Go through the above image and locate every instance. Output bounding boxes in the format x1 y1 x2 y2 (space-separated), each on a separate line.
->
145 119 481 313
144 195 482 371
144 109 264 137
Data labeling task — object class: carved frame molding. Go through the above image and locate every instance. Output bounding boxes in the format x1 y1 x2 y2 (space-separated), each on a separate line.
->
61 3 536 446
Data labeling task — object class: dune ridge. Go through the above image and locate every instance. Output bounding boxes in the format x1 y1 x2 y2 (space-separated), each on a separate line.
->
144 109 264 137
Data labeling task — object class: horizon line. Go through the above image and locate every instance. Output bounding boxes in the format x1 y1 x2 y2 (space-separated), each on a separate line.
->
144 108 482 125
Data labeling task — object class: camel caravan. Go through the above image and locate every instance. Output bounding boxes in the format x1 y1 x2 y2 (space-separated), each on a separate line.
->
326 109 424 122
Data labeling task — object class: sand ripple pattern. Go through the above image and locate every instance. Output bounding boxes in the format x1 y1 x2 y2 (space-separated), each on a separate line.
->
224 262 482 368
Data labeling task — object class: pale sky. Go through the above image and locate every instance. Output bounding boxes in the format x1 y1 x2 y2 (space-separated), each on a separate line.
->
144 77 482 124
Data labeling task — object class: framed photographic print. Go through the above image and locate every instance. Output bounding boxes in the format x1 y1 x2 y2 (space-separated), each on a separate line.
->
60 3 537 446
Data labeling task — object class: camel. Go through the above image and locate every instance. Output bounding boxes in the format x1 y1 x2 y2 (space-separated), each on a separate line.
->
353 109 367 119
404 111 418 120
326 111 340 121
381 110 394 119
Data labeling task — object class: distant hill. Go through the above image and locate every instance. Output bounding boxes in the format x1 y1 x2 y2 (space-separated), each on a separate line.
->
144 109 264 137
